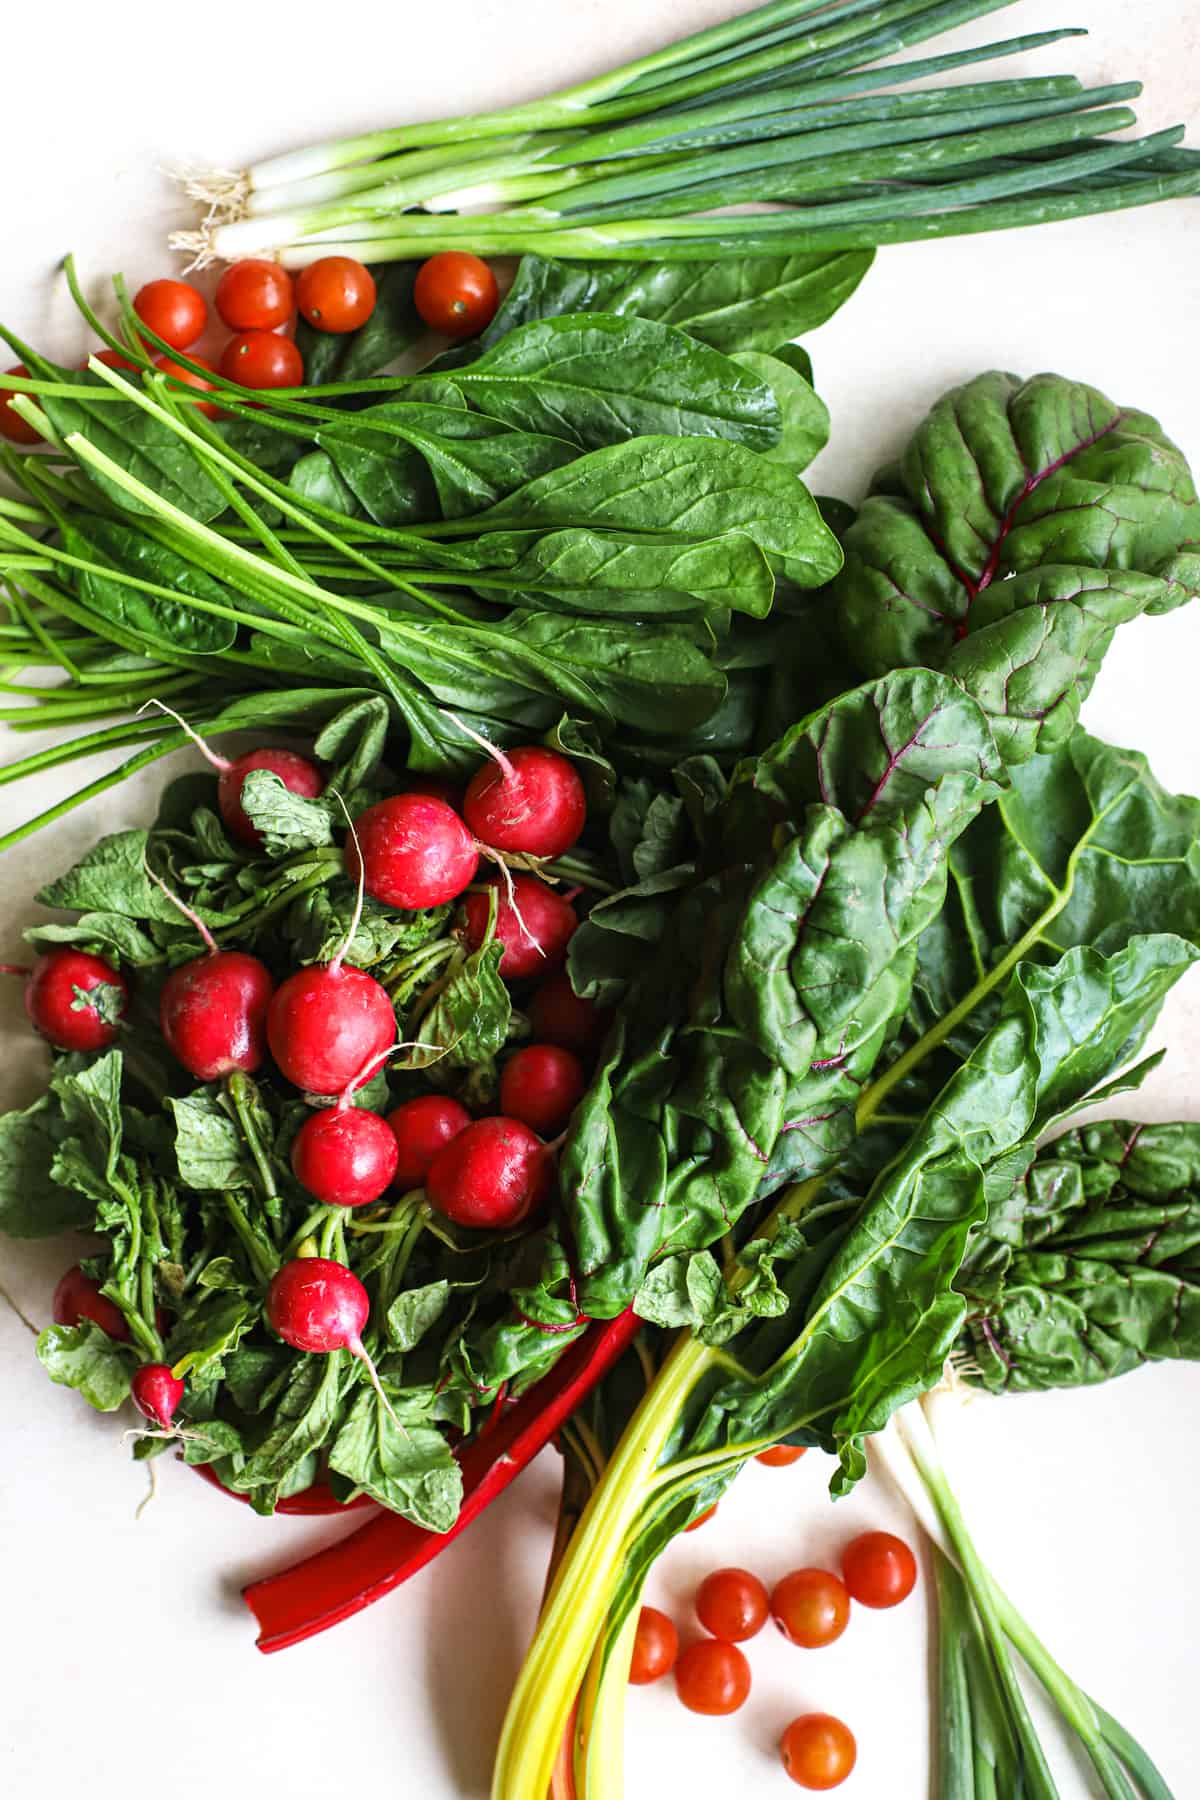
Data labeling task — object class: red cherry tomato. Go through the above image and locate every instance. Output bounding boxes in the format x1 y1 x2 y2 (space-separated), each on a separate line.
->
295 257 376 333
0 366 41 444
153 354 220 418
629 1606 678 1685
771 1568 851 1649
757 1443 808 1467
685 1503 719 1533
780 1714 857 1790
219 330 304 390
414 252 499 338
841 1530 918 1609
695 1567 769 1643
215 259 295 331
133 278 207 351
674 1640 751 1716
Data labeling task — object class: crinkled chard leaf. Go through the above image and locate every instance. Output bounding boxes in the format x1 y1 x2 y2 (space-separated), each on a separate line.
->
958 1118 1200 1392
831 371 1200 761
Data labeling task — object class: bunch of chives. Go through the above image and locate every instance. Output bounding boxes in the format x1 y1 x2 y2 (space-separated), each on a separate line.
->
173 0 1200 268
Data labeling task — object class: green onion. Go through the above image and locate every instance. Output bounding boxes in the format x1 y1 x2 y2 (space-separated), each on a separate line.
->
173 0 1198 268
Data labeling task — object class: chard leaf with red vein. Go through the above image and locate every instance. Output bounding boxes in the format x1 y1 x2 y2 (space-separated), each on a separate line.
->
831 371 1200 761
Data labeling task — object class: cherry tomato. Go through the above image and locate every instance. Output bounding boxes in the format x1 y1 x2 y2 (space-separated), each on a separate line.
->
781 1714 857 1790
771 1568 851 1649
685 1502 719 1533
629 1606 678 1685
215 259 295 331
695 1567 769 1643
841 1530 918 1609
674 1640 751 1716
295 256 376 333
219 330 304 390
0 366 41 444
757 1443 808 1467
133 278 207 351
414 252 499 338
153 354 220 418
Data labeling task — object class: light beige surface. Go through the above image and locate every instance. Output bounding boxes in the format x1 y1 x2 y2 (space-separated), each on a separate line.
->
1 4 1198 1796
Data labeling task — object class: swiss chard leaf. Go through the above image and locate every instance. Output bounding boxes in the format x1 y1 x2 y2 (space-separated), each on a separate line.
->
831 371 1200 762
39 372 228 523
67 517 237 655
958 1118 1200 1392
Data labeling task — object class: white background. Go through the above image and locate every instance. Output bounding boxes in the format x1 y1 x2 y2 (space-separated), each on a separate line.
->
1 3 1199 1796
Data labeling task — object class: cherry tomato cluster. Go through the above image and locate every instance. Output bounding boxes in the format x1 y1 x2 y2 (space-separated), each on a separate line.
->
0 249 501 444
628 1466 918 1792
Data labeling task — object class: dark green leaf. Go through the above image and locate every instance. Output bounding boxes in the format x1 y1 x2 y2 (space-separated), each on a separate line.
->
328 1389 462 1530
36 1321 133 1411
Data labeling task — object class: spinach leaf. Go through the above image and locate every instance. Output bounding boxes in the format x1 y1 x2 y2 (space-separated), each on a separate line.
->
958 1118 1200 1392
67 518 237 655
832 371 1200 761
482 252 873 353
443 313 781 452
36 1321 134 1411
39 373 227 523
328 1391 462 1530
472 435 841 589
289 449 363 517
731 350 829 473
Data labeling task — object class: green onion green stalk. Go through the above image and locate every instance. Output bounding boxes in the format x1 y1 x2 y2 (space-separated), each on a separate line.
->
171 0 1200 268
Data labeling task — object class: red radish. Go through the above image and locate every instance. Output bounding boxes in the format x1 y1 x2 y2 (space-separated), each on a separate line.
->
425 1115 551 1230
291 1105 400 1208
268 963 395 1095
11 948 130 1051
499 1044 585 1137
140 700 326 850
462 877 577 981
527 969 607 1054
267 1257 370 1353
217 748 325 848
265 1257 398 1422
131 1363 185 1429
387 1093 471 1191
344 794 478 911
464 744 586 860
52 1265 129 1341
161 949 274 1081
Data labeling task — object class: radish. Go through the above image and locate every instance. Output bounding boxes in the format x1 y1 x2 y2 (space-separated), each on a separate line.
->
131 1363 185 1429
499 1044 586 1138
265 1256 399 1421
528 969 608 1055
426 1116 551 1229
147 865 275 1081
218 749 325 849
463 743 586 860
387 1093 471 1191
268 963 395 1095
139 700 323 850
462 877 578 981
7 949 130 1051
268 804 396 1094
291 1104 400 1208
52 1265 130 1341
161 949 275 1082
343 793 478 910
